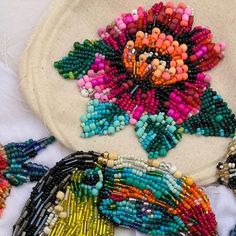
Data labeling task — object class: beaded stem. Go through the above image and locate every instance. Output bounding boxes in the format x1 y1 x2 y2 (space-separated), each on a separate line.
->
13 151 217 236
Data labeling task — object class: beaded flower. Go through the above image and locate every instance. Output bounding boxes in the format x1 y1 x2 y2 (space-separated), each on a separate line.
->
54 2 236 159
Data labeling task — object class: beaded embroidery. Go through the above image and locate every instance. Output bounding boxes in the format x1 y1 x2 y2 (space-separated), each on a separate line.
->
13 151 217 236
0 136 55 216
217 135 236 194
54 2 236 159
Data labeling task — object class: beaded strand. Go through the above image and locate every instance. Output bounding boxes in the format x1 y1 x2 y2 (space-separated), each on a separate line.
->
0 136 55 216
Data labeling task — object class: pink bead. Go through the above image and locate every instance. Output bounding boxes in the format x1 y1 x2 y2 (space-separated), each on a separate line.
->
219 41 226 50
176 118 183 124
97 27 106 37
159 33 166 40
162 72 170 80
101 95 108 101
97 70 105 75
77 79 85 87
129 118 137 125
184 7 192 15
166 35 173 42
172 112 180 120
170 93 176 100
167 109 174 116
176 66 183 74
176 8 184 14
166 2 174 8
178 104 185 111
175 96 182 103
197 73 205 80
94 86 102 92
132 15 138 21
214 44 221 53
85 82 92 89
83 75 90 82
118 22 126 30
182 14 189 21
94 93 101 99
87 70 95 77
204 75 211 83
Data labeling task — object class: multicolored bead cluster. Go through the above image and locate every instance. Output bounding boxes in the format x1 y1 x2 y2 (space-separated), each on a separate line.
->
54 1 236 158
13 151 217 236
0 136 55 216
217 135 236 194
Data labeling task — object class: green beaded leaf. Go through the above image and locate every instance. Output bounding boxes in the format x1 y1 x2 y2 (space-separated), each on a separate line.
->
54 40 117 79
80 99 130 138
182 88 236 137
135 113 184 158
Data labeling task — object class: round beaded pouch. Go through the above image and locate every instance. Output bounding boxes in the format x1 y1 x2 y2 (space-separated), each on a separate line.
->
54 1 236 159
13 151 217 236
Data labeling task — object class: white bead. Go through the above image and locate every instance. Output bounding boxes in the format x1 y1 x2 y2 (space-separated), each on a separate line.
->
169 166 177 174
81 89 89 97
43 226 51 235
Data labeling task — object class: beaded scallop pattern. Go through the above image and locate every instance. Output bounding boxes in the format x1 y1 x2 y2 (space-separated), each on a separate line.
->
13 151 217 236
54 2 236 159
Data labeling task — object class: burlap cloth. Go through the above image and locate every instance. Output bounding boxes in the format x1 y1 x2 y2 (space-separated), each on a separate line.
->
19 0 236 185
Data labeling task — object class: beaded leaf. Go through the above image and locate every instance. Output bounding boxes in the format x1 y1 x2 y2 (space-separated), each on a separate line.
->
54 2 236 158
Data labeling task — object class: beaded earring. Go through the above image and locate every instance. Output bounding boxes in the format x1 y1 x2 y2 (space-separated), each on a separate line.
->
0 136 55 216
13 151 217 236
217 135 236 194
54 1 236 159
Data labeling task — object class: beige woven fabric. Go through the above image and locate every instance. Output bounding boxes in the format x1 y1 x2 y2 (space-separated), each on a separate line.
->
20 0 236 185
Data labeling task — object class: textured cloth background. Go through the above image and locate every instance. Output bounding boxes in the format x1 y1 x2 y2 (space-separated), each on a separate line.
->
19 0 236 185
0 1 236 235
0 62 235 236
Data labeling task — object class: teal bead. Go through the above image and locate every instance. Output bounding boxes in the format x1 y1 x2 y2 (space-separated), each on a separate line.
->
95 182 103 190
108 126 115 134
113 120 120 127
215 114 223 122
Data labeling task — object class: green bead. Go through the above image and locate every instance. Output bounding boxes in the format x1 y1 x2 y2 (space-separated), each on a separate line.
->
159 149 167 157
68 71 75 79
215 114 223 122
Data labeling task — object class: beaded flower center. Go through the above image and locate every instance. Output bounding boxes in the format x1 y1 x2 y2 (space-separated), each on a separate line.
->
123 28 189 86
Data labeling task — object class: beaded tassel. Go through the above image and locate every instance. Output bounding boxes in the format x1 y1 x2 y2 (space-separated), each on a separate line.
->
217 135 236 193
13 151 217 236
53 1 236 159
0 136 55 216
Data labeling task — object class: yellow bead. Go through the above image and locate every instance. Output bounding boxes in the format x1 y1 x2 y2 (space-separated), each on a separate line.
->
186 176 194 186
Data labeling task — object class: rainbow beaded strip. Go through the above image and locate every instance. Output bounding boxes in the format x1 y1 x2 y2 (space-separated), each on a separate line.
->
0 136 55 217
13 151 217 236
54 2 236 158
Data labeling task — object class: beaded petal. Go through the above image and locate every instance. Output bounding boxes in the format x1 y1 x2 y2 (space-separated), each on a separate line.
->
54 2 236 158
